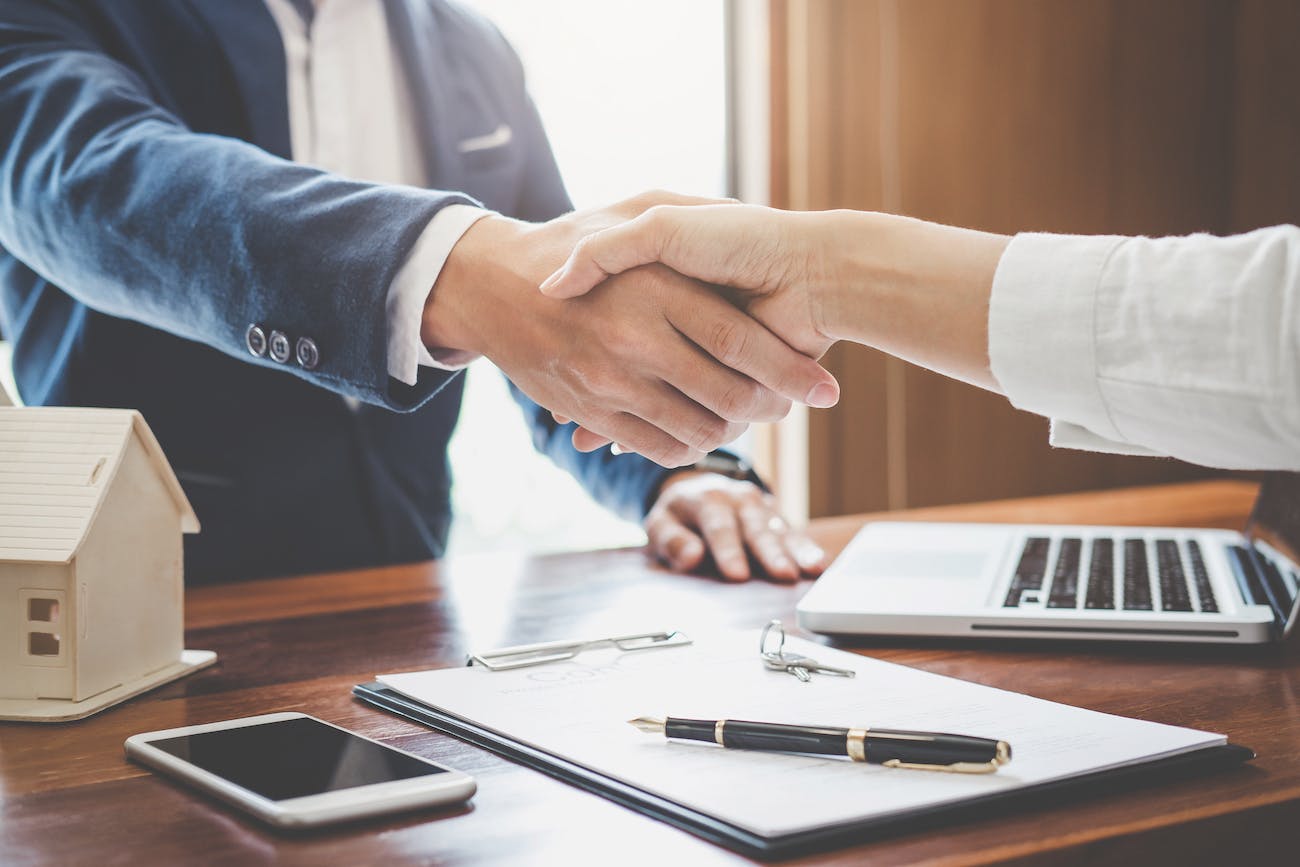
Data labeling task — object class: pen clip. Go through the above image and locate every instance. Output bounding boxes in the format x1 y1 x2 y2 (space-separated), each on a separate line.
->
880 741 1012 774
466 630 692 671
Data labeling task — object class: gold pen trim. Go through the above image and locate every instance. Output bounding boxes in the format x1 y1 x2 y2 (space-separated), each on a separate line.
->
846 727 868 762
881 740 1013 774
882 759 998 774
714 719 726 746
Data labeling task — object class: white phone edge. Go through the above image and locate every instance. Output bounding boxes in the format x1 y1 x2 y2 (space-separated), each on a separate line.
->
124 711 476 829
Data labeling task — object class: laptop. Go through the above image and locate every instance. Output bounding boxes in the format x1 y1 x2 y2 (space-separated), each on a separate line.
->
797 474 1300 645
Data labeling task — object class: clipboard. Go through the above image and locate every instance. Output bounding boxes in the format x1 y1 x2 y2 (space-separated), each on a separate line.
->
355 628 1254 863
353 682 1250 859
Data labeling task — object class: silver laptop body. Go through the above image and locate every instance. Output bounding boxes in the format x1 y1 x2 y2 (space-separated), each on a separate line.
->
797 474 1300 645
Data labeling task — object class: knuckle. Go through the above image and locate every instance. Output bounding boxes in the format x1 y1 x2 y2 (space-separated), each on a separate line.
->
642 437 680 468
577 363 620 400
707 319 751 367
630 189 669 211
753 393 792 423
666 442 701 468
688 415 730 451
571 233 598 260
609 319 649 355
718 380 764 420
642 204 674 229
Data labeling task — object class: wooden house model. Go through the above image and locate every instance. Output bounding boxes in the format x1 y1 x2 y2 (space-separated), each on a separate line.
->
0 403 215 722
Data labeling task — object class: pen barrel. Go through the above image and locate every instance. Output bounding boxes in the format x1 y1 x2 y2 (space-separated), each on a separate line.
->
664 717 720 743
857 729 1006 766
666 718 849 755
723 721 849 756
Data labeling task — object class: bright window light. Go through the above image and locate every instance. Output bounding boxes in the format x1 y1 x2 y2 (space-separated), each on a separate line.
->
447 1 729 556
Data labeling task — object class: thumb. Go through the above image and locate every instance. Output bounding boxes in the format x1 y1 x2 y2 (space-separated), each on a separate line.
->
539 210 675 298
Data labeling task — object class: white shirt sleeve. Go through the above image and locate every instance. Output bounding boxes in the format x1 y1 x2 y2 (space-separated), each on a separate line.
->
988 225 1300 470
386 204 493 385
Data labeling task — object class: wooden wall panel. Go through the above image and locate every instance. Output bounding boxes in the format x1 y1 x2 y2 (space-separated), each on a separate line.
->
1229 0 1300 232
771 0 1290 516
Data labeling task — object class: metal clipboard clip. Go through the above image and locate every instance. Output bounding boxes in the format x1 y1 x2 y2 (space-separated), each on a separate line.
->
466 630 693 671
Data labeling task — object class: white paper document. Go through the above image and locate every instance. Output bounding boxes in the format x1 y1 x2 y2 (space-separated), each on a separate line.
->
378 631 1225 838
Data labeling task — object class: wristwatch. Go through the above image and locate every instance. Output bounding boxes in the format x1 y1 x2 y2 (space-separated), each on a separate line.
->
691 452 767 489
648 450 768 512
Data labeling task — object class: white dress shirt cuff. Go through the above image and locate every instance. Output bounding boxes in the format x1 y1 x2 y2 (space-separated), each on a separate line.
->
386 204 493 386
988 232 1133 450
1048 420 1164 458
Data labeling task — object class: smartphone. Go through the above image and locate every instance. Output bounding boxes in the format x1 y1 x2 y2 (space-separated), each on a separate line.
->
125 712 476 829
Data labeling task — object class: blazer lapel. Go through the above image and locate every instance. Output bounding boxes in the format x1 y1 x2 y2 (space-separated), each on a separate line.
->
180 0 292 159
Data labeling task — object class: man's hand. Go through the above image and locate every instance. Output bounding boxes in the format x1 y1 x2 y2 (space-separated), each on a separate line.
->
423 194 840 468
646 472 826 582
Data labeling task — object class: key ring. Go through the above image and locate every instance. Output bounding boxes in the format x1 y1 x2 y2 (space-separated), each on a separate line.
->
760 619 788 661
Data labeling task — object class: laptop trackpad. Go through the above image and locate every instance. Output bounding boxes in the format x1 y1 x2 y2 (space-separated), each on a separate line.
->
837 546 995 610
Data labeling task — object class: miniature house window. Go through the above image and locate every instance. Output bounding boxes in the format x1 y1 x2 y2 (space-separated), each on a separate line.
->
28 632 60 656
28 598 58 622
19 591 65 662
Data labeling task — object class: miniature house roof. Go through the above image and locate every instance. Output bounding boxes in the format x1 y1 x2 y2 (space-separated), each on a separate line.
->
0 407 198 564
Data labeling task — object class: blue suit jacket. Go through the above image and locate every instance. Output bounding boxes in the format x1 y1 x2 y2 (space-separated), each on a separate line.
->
0 0 672 582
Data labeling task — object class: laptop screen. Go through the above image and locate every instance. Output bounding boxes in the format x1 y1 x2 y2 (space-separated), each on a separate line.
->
1244 473 1300 636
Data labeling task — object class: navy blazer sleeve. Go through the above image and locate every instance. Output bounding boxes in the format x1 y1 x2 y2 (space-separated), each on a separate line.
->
0 2 472 410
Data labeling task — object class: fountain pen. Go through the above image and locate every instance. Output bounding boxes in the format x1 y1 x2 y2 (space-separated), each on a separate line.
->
630 716 1012 773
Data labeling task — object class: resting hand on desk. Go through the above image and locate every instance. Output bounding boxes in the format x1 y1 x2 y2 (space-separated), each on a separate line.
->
646 471 825 583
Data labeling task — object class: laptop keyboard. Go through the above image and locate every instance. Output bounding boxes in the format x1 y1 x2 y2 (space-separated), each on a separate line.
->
1122 538 1153 610
1004 535 1220 613
1047 538 1082 608
1001 537 1051 607
1084 538 1114 609
1229 543 1299 614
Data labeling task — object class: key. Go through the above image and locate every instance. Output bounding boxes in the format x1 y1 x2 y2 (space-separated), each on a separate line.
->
762 651 811 681
781 653 855 678
801 659 857 678
763 651 855 680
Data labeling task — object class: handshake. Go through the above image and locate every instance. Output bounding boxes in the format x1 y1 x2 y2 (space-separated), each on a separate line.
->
425 191 848 467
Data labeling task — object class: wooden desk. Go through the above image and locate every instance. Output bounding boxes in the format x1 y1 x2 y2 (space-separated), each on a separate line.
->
3 480 1296 865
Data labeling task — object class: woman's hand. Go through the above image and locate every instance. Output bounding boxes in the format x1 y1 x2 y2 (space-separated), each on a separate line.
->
540 202 838 360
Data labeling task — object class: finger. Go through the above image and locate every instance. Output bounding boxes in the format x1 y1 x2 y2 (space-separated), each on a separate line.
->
688 498 750 582
649 335 793 425
571 411 706 468
737 498 800 583
668 291 841 410
543 202 752 299
645 509 707 573
540 216 670 299
618 189 737 213
551 411 571 425
787 530 828 578
759 492 827 577
610 377 748 455
571 426 612 451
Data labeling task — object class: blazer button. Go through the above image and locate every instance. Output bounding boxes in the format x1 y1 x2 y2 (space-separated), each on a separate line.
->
268 330 292 363
245 324 268 358
295 337 320 370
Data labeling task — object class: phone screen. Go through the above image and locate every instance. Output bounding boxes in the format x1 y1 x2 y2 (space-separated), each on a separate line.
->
147 717 447 801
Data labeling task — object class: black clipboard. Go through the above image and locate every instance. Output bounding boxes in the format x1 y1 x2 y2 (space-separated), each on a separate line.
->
353 681 1254 860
